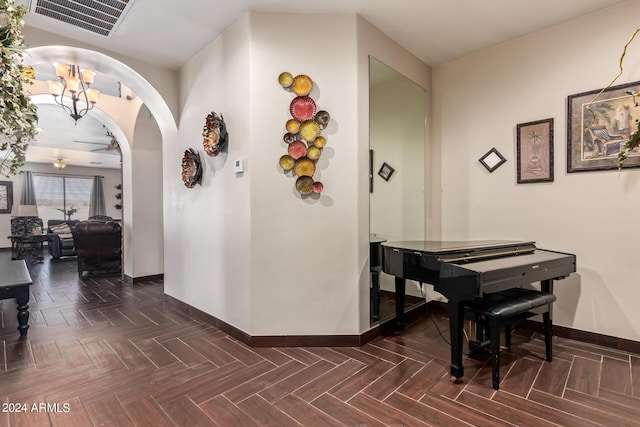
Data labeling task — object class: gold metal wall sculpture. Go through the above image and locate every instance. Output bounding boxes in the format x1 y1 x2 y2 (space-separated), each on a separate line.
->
278 72 330 196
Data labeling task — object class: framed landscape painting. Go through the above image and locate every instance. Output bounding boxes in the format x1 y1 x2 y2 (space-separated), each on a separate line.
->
567 80 640 172
517 118 554 183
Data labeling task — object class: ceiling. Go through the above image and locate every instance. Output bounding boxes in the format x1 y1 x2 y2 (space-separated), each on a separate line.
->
14 0 628 169
19 0 627 69
28 103 122 169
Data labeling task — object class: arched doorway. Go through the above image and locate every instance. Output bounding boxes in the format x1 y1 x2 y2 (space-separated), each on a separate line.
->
24 46 178 279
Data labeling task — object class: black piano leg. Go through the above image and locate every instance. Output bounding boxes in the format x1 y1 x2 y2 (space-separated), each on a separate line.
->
449 299 465 382
394 277 406 333
371 270 380 322
541 279 553 362
543 311 553 362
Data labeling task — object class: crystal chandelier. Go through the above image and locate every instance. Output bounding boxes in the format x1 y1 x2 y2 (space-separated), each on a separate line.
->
47 63 100 124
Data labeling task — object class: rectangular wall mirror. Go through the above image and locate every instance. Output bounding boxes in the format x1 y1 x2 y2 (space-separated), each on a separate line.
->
369 56 426 325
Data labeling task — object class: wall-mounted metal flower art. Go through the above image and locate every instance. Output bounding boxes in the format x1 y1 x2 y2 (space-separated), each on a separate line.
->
277 72 330 196
202 112 228 157
181 148 203 188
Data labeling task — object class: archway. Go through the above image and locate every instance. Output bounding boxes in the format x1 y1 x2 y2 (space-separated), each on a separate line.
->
24 46 178 279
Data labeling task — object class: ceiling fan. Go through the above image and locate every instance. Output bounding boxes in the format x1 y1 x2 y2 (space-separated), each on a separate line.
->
92 138 120 153
73 137 120 153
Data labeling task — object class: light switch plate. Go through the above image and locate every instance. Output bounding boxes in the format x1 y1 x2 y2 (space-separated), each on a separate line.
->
234 159 244 173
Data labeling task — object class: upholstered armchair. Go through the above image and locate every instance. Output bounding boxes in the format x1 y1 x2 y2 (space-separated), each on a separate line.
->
11 216 43 236
72 220 122 277
47 219 81 259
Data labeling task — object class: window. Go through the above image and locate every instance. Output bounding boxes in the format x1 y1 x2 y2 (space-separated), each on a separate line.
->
33 174 93 225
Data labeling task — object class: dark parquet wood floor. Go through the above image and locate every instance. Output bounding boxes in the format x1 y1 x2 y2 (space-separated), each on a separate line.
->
1 252 639 426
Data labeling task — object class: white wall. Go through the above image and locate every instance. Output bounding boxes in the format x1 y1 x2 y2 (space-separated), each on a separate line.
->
165 14 253 332
166 12 433 336
130 104 164 277
0 162 121 248
433 1 640 341
167 12 363 335
249 13 360 335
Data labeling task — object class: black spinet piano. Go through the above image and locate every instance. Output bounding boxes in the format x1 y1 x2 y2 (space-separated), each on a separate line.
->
381 240 576 381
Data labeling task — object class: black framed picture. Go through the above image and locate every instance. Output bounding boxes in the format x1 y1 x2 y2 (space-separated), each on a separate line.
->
517 118 554 183
479 148 506 173
567 80 640 172
0 181 13 214
378 162 395 181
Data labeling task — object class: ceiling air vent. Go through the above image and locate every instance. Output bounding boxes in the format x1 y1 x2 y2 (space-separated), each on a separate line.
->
29 0 136 37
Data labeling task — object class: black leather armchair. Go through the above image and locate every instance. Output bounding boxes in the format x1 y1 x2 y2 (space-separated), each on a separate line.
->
47 220 80 259
73 220 122 277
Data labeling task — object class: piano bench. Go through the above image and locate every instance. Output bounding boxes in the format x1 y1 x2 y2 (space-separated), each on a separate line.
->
464 288 557 390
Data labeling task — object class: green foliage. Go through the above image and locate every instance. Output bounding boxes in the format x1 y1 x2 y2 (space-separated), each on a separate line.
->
618 119 640 170
0 0 38 177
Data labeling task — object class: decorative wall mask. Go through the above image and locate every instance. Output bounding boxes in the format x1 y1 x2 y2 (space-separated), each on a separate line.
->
181 148 203 188
278 72 330 196
202 112 228 157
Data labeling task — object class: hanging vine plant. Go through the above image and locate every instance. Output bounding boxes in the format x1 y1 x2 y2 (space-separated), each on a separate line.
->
0 0 38 177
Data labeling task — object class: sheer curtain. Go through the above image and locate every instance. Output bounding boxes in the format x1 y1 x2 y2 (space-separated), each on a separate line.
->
20 170 37 205
88 176 106 217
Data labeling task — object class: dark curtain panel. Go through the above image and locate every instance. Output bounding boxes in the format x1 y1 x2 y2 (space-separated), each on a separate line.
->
20 170 37 205
89 176 106 217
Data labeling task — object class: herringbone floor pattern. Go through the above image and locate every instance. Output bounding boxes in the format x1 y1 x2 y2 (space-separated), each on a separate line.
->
1 253 639 426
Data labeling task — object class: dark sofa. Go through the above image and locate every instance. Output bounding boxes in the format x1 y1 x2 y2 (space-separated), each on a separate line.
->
47 220 80 259
73 220 122 277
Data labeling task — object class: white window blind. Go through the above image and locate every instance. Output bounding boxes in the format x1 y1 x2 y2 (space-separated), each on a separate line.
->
33 174 93 225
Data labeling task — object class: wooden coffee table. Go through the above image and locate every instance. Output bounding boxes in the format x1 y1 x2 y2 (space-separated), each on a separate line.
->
0 258 33 336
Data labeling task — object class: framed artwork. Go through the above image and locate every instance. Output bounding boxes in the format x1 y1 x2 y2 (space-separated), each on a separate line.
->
0 181 13 214
517 118 554 183
378 162 395 181
567 80 640 172
479 147 506 172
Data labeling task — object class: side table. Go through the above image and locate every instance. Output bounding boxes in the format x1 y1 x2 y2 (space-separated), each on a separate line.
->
8 234 48 262
0 258 33 336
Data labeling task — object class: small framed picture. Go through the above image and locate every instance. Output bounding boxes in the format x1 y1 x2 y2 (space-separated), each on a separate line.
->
517 118 554 183
378 162 395 181
479 148 506 172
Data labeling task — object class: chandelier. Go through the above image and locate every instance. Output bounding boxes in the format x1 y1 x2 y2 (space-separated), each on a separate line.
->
53 158 67 169
47 63 100 124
